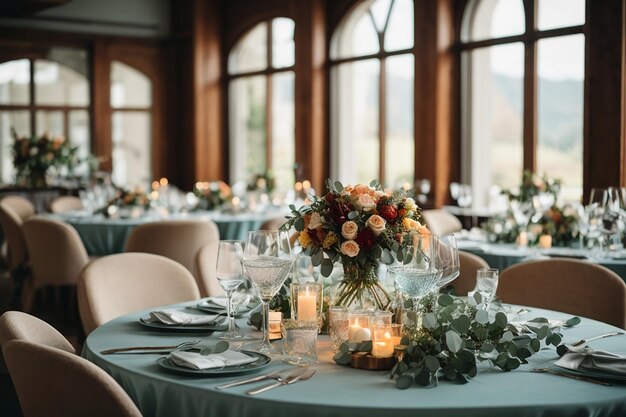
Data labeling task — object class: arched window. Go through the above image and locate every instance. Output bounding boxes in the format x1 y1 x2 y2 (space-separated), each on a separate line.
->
461 0 585 206
110 61 152 187
330 0 414 186
0 48 90 183
227 17 295 191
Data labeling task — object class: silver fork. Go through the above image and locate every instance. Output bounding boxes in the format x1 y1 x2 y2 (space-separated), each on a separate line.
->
570 332 624 347
246 369 316 395
216 367 306 390
100 340 201 355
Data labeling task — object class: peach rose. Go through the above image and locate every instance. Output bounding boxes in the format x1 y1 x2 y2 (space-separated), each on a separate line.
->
366 214 386 236
341 221 358 239
402 217 420 231
355 194 376 212
341 240 360 257
308 212 323 230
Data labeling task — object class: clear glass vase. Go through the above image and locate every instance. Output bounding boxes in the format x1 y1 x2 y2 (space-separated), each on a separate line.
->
332 259 391 311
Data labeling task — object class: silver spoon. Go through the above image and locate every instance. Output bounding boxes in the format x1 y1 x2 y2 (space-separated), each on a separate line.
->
570 332 624 347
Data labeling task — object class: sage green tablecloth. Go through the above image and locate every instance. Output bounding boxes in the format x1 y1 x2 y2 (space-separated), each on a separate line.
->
458 241 626 282
46 210 286 256
82 302 626 417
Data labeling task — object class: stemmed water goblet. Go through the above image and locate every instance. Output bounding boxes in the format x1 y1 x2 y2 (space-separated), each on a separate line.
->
242 230 293 354
388 234 442 321
216 240 245 340
436 234 460 290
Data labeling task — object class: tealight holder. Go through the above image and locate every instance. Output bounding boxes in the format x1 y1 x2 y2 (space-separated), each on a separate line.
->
348 310 398 371
290 283 323 327
347 310 371 343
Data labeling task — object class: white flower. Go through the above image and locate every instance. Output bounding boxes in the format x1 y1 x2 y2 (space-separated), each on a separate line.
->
308 212 323 229
341 221 358 240
29 147 38 156
341 240 360 257
404 197 417 211
366 214 386 236
355 194 376 212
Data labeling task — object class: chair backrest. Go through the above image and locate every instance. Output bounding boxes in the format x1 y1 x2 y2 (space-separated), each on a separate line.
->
124 220 220 281
260 217 287 231
4 340 142 417
0 311 74 354
78 252 200 334
0 196 35 270
498 259 626 329
22 217 89 288
421 209 463 236
195 242 224 297
449 251 490 296
50 196 84 213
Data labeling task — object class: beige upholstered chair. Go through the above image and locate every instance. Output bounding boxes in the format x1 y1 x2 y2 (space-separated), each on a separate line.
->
124 220 219 293
4 340 142 417
260 217 287 230
0 195 35 272
422 209 463 236
498 259 626 329
50 196 84 213
21 217 89 312
0 311 74 354
78 253 200 334
448 251 490 296
195 242 224 297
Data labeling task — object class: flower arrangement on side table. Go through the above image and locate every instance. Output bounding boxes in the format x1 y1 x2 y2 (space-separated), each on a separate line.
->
12 130 78 188
282 179 428 310
193 181 233 210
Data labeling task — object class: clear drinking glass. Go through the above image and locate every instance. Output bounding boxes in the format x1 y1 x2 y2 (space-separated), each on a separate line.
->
436 234 460 289
216 240 245 340
388 234 442 313
328 306 349 349
470 268 499 306
281 319 318 365
242 230 293 353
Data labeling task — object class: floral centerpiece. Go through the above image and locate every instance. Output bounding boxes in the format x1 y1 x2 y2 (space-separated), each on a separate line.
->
282 180 427 310
193 181 233 210
248 171 275 193
12 130 78 188
504 169 561 203
535 205 578 246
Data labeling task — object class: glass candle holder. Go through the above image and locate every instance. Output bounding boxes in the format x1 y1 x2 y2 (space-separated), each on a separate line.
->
371 311 394 357
347 310 371 343
281 319 318 365
390 323 404 347
328 306 349 350
290 282 323 324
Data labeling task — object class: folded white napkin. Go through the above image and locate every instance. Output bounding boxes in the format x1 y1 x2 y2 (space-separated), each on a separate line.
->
508 319 565 334
555 346 626 376
198 294 254 311
169 350 257 370
149 309 220 325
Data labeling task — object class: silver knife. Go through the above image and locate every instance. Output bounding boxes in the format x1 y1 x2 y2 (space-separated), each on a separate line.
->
246 369 316 395
216 368 304 390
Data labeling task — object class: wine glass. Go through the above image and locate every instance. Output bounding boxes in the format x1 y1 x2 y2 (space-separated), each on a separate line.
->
388 234 441 315
470 268 499 306
436 234 460 289
216 240 245 340
242 230 293 353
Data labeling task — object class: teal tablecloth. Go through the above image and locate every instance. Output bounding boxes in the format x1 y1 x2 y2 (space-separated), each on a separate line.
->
83 302 626 417
45 210 287 256
458 241 626 281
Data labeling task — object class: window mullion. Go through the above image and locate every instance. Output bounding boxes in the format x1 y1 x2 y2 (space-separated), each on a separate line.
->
522 0 537 172
266 20 273 173
379 57 386 184
29 58 36 136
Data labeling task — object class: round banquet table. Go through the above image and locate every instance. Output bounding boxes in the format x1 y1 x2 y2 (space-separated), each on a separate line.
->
83 302 626 417
457 240 626 282
45 209 287 256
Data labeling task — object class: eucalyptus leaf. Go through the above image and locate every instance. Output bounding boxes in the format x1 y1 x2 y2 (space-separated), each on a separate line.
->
480 342 494 353
536 325 549 340
530 338 541 352
438 294 454 307
294 217 305 232
424 355 440 373
565 316 581 327
311 250 323 267
495 312 508 329
381 249 394 265
422 313 437 329
333 351 352 365
445 330 463 353
358 341 373 352
320 259 334 277
396 375 413 390
213 341 230 354
415 369 432 387
443 364 457 380
334 181 344 192
475 309 489 324
452 316 471 334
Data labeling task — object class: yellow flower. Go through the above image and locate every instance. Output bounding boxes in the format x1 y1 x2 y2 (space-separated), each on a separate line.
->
322 231 338 249
402 218 420 231
298 230 313 248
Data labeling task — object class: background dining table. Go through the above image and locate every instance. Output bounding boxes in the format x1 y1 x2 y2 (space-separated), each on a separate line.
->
82 301 626 417
45 209 288 256
457 240 626 282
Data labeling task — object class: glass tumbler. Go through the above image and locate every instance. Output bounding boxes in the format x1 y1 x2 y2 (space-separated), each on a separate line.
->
281 319 318 366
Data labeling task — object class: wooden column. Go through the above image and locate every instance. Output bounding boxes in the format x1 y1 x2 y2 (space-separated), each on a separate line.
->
294 0 328 193
90 39 112 172
414 0 455 207
191 0 225 184
584 0 626 200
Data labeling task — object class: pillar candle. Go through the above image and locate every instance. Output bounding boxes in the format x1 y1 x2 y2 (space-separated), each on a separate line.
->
348 319 371 343
538 234 552 249
517 231 528 247
371 332 394 357
297 288 318 321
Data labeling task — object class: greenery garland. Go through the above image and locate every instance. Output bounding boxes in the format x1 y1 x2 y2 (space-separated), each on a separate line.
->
334 293 580 389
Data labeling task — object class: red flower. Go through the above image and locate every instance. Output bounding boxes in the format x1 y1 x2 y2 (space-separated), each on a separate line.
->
379 205 398 222
355 228 376 250
329 199 350 226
